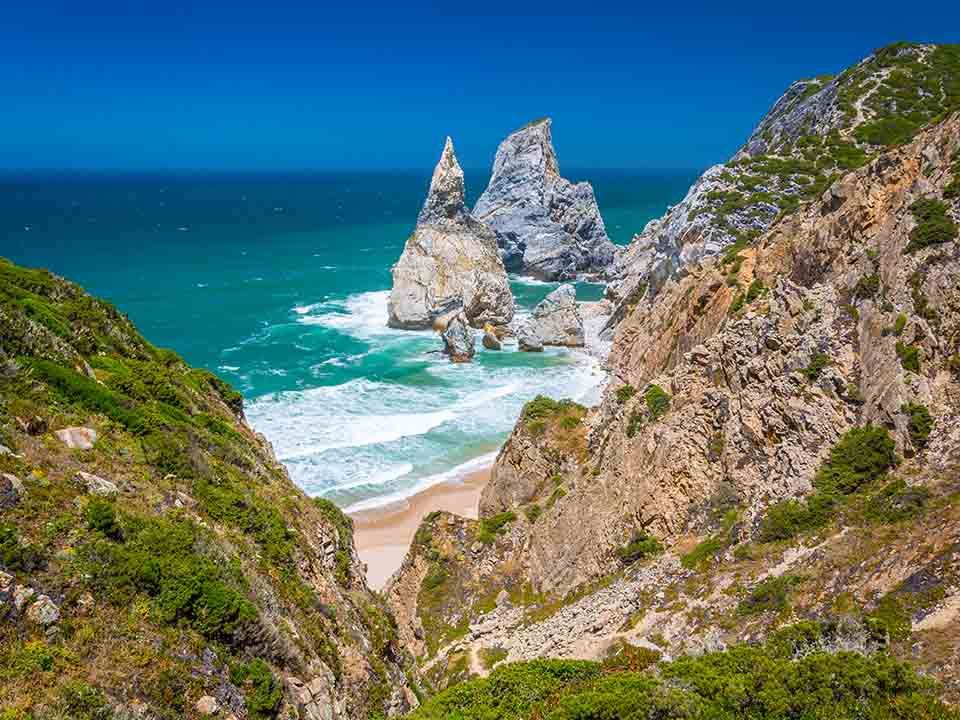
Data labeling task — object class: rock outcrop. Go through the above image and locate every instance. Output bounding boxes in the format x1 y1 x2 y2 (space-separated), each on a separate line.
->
441 311 475 362
529 284 584 347
473 119 617 281
609 43 956 307
388 138 514 330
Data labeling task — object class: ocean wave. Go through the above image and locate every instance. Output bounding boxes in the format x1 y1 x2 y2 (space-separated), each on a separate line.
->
509 274 557 286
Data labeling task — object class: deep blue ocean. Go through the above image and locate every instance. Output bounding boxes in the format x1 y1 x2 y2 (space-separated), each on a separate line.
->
0 169 695 509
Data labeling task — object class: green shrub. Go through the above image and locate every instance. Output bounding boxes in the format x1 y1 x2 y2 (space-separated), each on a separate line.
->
56 681 113 720
615 384 636 404
945 177 960 199
626 410 644 438
759 426 896 542
231 659 282 719
896 341 921 373
865 479 931 523
902 402 933 450
410 619 955 720
853 273 880 299
524 504 542 523
78 513 256 641
745 278 766 302
0 523 42 571
84 497 122 540
644 385 671 421
728 292 745 315
814 425 897 495
546 488 566 509
801 351 829 380
478 511 517 544
615 533 663 564
893 313 907 336
480 647 509 670
737 574 802 615
906 198 957 252
422 564 448 592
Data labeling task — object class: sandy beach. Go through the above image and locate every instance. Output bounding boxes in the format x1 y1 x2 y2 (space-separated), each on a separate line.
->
350 467 489 590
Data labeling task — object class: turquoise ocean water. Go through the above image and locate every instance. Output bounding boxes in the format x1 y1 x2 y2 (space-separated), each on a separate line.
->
0 169 695 509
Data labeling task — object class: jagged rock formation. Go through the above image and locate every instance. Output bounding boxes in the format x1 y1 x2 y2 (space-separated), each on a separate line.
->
388 138 514 329
0 259 418 719
473 119 618 281
387 107 960 696
441 311 475 362
529 284 584 347
610 43 960 307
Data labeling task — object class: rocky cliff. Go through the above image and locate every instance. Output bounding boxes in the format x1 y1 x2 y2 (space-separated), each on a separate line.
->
610 42 960 308
388 138 514 330
386 46 960 706
473 119 618 281
0 261 419 719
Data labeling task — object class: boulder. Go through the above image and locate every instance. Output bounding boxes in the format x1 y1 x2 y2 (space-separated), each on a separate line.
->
441 312 475 363
473 118 617 280
195 696 220 716
25 594 60 626
482 331 502 351
530 284 584 346
0 473 23 508
13 585 35 612
388 137 514 330
516 322 543 352
54 426 98 450
74 471 119 497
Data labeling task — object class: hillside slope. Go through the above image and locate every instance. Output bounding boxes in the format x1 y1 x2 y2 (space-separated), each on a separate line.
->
386 44 960 707
0 262 417 718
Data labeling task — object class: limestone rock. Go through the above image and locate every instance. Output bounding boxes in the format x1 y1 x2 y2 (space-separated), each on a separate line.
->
0 473 23 507
195 696 220 716
0 444 13 456
55 426 98 450
482 330 502 350
515 321 543 352
388 137 514 330
530 284 584 347
13 585 34 611
26 594 59 625
0 571 14 602
441 312 475 363
473 118 617 280
74 470 119 496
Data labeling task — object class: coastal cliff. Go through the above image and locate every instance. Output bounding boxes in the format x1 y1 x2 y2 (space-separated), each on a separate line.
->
0 262 419 719
386 42 960 712
473 118 618 281
388 137 514 330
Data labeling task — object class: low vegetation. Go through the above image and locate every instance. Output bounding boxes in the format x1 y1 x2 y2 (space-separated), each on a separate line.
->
615 533 663 564
758 425 896 542
409 621 956 719
477 511 517 544
906 198 958 253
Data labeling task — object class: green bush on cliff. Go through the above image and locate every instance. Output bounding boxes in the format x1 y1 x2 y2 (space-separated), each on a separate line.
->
866 479 931 523
230 658 282 720
615 533 663 564
737 574 803 615
902 402 933 450
801 351 830 380
759 425 896 542
896 341 921 373
410 621 955 720
906 199 958 252
478 511 517 544
644 385 671 421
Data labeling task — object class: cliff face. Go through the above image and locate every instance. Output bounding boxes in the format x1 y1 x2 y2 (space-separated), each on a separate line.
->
610 43 960 307
387 101 960 697
0 262 417 719
388 137 514 330
473 119 618 281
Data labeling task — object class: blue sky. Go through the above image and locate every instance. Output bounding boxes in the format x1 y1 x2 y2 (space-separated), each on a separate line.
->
1 1 958 171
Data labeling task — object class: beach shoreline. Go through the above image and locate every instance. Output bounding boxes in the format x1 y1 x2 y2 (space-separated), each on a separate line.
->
350 466 490 590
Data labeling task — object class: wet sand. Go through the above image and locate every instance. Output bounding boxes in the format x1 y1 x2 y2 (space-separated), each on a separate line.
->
350 467 489 590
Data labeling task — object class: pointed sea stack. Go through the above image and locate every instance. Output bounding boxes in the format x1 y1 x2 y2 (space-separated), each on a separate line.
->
387 138 515 330
473 118 617 281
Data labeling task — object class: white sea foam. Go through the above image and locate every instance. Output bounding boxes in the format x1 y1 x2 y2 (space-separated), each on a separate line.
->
508 274 558 286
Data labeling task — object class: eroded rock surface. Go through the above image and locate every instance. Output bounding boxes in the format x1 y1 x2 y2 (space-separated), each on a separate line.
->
388 137 514 330
473 119 617 280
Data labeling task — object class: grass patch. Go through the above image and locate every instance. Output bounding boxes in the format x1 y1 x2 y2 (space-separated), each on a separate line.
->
902 402 933 450
477 511 517 544
895 341 921 373
615 533 663 564
906 199 957 253
801 351 830 380
737 574 802 615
